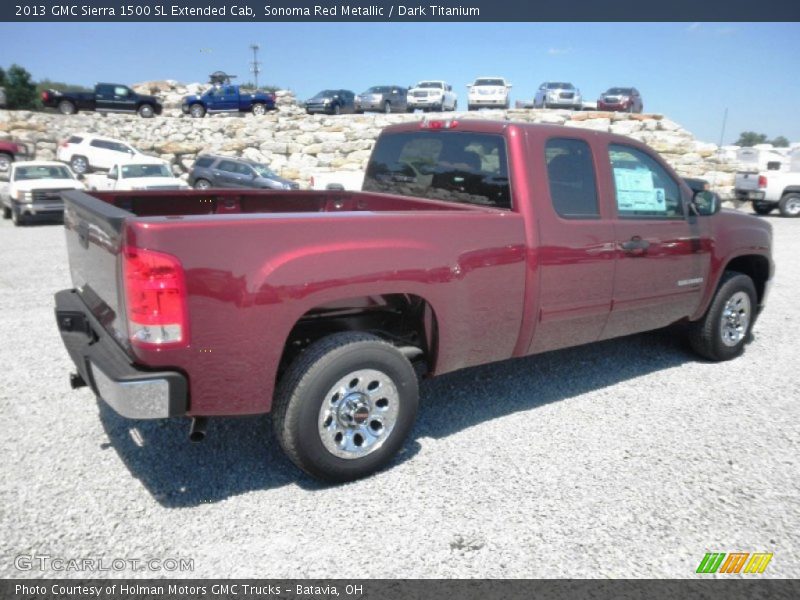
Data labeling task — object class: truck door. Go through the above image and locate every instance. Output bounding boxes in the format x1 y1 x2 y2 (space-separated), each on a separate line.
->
218 86 239 112
94 84 115 112
601 143 711 339
527 136 616 354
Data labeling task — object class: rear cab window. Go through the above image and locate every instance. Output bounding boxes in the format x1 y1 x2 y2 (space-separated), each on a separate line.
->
194 156 214 169
363 130 511 209
609 144 683 219
545 138 599 219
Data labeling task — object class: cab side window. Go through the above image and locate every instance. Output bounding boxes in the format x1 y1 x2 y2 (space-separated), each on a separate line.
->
609 144 682 219
545 138 599 219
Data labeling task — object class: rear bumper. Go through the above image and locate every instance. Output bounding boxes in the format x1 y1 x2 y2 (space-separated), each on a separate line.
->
735 189 767 201
54 289 187 419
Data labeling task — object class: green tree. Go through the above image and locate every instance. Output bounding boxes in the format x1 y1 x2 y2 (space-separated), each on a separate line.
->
3 64 37 110
0 67 6 87
735 131 769 147
770 136 790 148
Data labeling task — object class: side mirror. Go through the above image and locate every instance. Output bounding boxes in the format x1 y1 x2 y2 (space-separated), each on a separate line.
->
507 84 513 89
107 171 117 180
691 190 721 216
76 173 85 181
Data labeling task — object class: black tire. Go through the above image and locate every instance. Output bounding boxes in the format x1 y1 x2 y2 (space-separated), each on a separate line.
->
0 152 12 174
2 205 11 219
332 104 341 116
406 107 414 113
70 155 89 175
272 332 419 482
753 202 773 215
189 104 206 118
138 104 155 118
193 178 212 190
688 272 757 362
58 100 77 115
778 193 800 218
452 101 458 111
11 204 26 226
252 102 266 116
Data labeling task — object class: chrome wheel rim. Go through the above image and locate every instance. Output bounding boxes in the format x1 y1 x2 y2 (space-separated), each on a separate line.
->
60 102 75 115
72 157 87 173
190 105 203 118
253 104 266 115
720 291 751 347
140 106 153 117
785 197 800 216
318 368 399 460
0 156 10 173
195 180 210 189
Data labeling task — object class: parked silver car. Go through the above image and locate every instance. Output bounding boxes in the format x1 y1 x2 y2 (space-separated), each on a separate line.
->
533 82 582 110
355 86 408 113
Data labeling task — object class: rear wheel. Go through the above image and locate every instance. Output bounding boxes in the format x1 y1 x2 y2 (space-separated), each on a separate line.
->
138 104 155 118
272 332 419 482
778 193 800 218
189 104 206 118
753 202 774 215
252 103 266 116
70 155 89 175
688 272 757 361
193 178 211 190
0 152 12 174
58 100 76 115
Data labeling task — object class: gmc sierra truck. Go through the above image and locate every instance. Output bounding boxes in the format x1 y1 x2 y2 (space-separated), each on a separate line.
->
54 119 774 482
41 83 162 118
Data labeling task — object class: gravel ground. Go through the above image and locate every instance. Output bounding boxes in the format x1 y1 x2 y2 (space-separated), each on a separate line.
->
0 210 797 579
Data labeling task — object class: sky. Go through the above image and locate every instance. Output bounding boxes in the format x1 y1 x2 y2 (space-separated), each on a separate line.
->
0 21 798 144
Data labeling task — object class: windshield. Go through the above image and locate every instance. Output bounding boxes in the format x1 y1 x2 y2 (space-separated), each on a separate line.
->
121 164 172 179
315 90 336 97
363 131 511 209
474 79 505 86
252 164 277 178
417 82 443 89
546 82 573 89
606 88 633 95
365 86 391 94
14 165 73 181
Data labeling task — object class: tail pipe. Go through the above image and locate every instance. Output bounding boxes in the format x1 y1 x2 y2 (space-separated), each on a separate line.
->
189 417 208 442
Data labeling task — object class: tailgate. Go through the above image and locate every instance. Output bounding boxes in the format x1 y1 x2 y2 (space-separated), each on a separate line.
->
734 171 760 191
61 190 130 348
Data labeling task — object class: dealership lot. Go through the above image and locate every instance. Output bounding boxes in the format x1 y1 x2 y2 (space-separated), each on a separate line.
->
0 213 797 578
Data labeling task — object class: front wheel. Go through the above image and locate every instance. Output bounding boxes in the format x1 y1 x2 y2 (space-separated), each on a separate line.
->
272 332 419 482
688 272 757 361
70 155 89 175
2 205 11 219
11 205 26 226
383 101 391 114
332 104 341 115
778 193 800 218
193 178 211 190
189 104 206 118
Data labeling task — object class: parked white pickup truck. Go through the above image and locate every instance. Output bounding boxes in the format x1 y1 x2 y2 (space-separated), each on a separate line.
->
309 170 364 191
734 169 800 217
1 161 84 226
86 157 189 191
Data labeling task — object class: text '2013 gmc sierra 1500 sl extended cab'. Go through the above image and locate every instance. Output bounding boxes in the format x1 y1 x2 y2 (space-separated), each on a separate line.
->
54 119 774 482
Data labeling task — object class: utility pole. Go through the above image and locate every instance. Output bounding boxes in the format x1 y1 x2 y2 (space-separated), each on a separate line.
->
249 43 261 90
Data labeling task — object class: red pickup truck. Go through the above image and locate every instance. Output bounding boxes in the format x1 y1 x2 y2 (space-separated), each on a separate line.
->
54 119 774 482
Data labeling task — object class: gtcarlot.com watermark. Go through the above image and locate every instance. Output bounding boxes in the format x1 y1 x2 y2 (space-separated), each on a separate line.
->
15 553 194 572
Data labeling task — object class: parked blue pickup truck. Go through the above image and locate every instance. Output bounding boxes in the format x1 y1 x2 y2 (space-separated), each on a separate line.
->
181 85 276 118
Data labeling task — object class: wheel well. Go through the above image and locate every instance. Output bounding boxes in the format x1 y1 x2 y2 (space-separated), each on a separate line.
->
781 186 800 197
277 294 438 381
725 255 770 303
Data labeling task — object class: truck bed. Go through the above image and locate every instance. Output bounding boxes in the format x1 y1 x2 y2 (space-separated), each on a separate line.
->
61 188 527 416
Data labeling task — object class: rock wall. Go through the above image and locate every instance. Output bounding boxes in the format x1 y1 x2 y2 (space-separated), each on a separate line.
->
0 102 744 196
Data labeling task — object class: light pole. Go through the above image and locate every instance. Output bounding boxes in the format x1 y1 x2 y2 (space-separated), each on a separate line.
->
249 43 261 90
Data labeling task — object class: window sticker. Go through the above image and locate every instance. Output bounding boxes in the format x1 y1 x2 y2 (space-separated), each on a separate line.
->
613 167 667 213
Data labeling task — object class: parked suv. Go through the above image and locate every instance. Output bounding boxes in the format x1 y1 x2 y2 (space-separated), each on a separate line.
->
467 77 512 110
598 87 644 113
305 90 356 115
56 134 141 174
189 155 299 190
534 82 582 110
406 81 458 112
355 86 408 114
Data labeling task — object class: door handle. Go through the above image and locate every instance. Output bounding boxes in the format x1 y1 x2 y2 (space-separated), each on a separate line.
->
621 236 650 255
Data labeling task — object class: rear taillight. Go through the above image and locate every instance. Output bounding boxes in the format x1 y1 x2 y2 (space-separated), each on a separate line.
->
758 175 768 188
41 90 49 102
123 246 188 348
420 119 458 129
59 140 69 148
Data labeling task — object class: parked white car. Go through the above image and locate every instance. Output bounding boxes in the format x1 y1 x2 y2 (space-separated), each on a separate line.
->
1 161 84 226
309 169 364 191
467 77 512 110
87 156 188 191
406 81 458 112
56 133 141 175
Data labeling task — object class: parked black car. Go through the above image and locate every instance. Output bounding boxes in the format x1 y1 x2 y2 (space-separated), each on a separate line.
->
355 86 408 113
41 83 163 118
305 90 356 115
189 155 299 190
